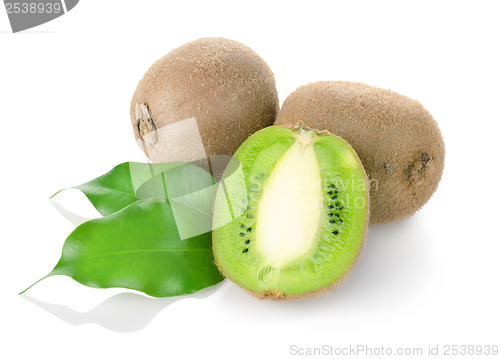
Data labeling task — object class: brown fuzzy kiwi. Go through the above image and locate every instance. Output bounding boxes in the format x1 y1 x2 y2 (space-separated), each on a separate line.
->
130 37 279 162
276 81 445 224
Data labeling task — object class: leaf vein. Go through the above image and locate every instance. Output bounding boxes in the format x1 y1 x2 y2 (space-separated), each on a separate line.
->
58 247 212 268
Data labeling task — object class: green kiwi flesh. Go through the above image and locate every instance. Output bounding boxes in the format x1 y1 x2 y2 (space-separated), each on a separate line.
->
212 125 369 300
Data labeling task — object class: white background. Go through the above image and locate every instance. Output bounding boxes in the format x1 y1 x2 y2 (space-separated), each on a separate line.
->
1 1 499 358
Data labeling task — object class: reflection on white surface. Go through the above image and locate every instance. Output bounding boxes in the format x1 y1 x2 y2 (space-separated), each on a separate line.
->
22 282 224 333
20 215 433 333
216 215 433 313
50 189 102 226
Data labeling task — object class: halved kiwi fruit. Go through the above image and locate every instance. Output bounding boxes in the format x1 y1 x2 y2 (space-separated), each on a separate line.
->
212 124 369 300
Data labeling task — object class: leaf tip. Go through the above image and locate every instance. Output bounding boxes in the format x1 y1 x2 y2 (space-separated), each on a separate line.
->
50 188 65 200
19 275 51 295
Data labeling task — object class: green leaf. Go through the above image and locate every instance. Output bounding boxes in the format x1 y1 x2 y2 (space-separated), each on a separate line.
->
22 200 224 297
136 169 220 240
22 162 225 297
53 162 189 216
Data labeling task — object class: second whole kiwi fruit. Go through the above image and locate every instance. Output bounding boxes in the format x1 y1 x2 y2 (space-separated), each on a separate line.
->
130 37 279 163
276 81 445 224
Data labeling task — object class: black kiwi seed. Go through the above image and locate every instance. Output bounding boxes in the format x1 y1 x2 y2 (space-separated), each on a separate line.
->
242 248 249 253
329 184 335 189
329 220 336 224
332 195 338 200
244 239 250 244
246 227 252 232
332 230 339 235
328 205 334 209
328 191 333 195
335 213 340 218
239 224 245 229
338 218 343 223
239 232 245 237
334 189 339 194
328 213 334 217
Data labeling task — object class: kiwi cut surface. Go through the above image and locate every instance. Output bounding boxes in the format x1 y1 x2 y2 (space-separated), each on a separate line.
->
212 125 369 300
276 81 445 224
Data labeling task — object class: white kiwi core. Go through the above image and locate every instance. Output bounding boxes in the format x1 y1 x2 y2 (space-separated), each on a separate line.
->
256 133 322 267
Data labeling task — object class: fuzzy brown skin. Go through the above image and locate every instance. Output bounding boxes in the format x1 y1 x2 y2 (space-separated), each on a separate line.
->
131 37 279 162
214 123 370 301
276 81 445 224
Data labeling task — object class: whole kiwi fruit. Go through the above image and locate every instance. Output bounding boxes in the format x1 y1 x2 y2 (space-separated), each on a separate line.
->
276 81 445 224
212 124 369 300
130 37 279 163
